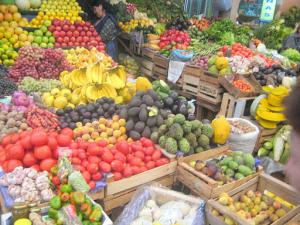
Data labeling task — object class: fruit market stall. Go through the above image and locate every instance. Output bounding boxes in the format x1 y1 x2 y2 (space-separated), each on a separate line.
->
0 0 300 224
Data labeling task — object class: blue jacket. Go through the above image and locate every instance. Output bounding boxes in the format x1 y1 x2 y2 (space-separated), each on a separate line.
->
212 0 232 16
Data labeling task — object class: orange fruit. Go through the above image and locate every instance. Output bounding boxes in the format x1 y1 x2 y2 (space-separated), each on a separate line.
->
13 12 22 22
0 13 3 21
8 5 18 14
4 13 12 21
0 5 7 14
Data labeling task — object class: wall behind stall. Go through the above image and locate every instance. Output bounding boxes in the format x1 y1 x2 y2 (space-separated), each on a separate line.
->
279 0 299 14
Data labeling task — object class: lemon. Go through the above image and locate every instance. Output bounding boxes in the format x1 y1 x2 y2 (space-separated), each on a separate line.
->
71 94 80 105
54 96 68 109
14 219 32 225
60 88 72 99
51 88 60 96
44 95 54 106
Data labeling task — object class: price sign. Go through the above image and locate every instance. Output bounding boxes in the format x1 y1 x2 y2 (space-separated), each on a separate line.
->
260 0 277 22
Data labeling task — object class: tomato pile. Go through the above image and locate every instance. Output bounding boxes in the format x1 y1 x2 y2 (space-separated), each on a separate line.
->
159 29 191 50
233 79 253 92
0 128 73 173
70 138 170 188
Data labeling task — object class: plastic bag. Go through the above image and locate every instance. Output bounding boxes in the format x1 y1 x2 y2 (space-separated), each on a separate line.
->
68 171 90 193
114 184 205 225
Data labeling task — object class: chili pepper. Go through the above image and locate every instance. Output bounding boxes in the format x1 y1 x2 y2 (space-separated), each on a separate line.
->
61 192 70 202
89 208 102 222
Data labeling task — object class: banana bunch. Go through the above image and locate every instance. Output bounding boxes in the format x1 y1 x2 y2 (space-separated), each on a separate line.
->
60 61 128 104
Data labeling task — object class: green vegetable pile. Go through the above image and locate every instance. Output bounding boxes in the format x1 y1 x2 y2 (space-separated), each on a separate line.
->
157 114 213 155
188 39 221 56
281 48 300 63
282 6 300 28
200 19 253 46
255 19 294 50
111 2 132 22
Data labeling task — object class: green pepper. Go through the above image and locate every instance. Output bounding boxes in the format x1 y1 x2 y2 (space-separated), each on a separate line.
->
89 222 101 225
89 208 102 222
50 196 62 210
82 220 90 225
60 184 72 193
77 212 83 221
48 208 58 220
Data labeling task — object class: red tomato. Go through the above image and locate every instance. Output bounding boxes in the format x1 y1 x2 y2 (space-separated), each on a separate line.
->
78 152 87 160
60 128 74 139
114 152 126 163
49 131 58 138
113 172 123 181
47 137 58 151
31 131 48 146
146 161 155 170
155 158 169 167
110 147 117 155
144 146 155 156
152 150 162 161
31 164 40 171
52 176 60 186
82 171 91 183
99 162 111 173
134 151 145 160
19 131 30 139
20 136 32 150
40 159 57 172
9 145 24 160
72 149 79 157
97 140 107 147
23 152 37 167
111 160 124 172
56 134 72 147
131 166 140 175
10 133 20 144
123 167 133 178
92 172 102 181
144 156 152 162
1 135 11 146
88 181 96 190
72 157 81 165
6 159 22 172
88 156 100 164
129 157 142 167
82 160 89 168
127 154 134 162
52 148 59 159
116 141 129 155
87 163 99 174
73 165 85 172
102 150 114 163
69 142 78 149
34 146 52 160
87 144 101 156
131 142 143 152
139 166 148 173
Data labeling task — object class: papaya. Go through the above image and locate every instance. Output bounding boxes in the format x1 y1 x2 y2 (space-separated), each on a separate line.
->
256 108 285 122
255 116 278 129
238 165 253 176
211 116 230 145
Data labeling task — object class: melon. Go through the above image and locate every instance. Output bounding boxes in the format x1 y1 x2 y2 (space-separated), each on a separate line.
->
15 0 31 10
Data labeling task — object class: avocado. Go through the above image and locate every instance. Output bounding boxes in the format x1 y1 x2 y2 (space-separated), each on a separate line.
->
119 108 128 120
142 126 151 138
128 107 140 117
142 94 154 106
147 116 157 127
134 121 145 133
125 119 134 131
139 108 148 122
129 96 142 107
147 89 159 101
129 130 141 140
156 115 164 126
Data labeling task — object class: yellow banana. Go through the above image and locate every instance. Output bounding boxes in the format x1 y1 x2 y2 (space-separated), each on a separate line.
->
116 65 127 83
85 85 98 102
109 73 125 89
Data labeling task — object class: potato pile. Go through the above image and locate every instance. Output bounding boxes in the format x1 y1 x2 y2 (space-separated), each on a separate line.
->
0 111 31 140
228 119 256 134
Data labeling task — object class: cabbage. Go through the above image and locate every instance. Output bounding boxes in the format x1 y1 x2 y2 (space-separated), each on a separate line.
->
15 0 31 10
30 0 41 8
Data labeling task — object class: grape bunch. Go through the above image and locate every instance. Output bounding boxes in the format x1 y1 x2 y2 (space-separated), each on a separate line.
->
8 46 73 82
19 76 62 95
0 66 17 98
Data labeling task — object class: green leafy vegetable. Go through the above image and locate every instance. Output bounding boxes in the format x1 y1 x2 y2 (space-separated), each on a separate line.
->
281 48 300 62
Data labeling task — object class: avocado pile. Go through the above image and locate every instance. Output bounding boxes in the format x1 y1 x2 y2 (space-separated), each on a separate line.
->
154 114 213 155
57 97 124 129
192 151 256 184
119 89 170 140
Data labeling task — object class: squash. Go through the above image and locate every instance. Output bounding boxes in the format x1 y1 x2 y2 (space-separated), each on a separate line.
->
250 94 266 117
15 0 31 10
267 94 285 107
256 107 285 122
255 116 278 129
211 116 230 145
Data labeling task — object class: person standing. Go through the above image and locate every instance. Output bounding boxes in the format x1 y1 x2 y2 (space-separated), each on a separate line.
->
283 25 300 52
92 0 120 61
212 0 233 18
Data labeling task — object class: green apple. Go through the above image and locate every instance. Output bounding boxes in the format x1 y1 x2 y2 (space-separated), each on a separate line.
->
45 31 52 37
40 26 48 33
42 36 49 43
47 43 54 48
40 42 47 48
48 36 55 43
34 30 43 37
43 20 51 27
34 36 42 44
32 43 39 47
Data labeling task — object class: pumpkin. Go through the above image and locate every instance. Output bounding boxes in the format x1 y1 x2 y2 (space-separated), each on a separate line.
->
15 0 31 10
211 116 230 145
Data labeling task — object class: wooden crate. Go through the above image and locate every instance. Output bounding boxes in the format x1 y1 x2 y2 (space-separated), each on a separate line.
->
286 208 300 225
200 71 222 87
140 57 154 77
218 93 256 118
177 146 262 200
206 174 300 225
182 65 203 96
196 99 220 121
254 122 281 151
141 47 156 60
219 74 261 98
102 174 175 212
152 54 169 80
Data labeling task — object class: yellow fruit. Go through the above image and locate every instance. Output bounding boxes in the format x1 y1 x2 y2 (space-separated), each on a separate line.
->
67 103 75 108
211 116 230 144
51 88 60 96
53 96 68 109
275 209 286 218
44 95 55 106
82 134 91 141
43 92 51 99
14 218 32 225
136 76 152 91
111 122 119 130
113 130 121 138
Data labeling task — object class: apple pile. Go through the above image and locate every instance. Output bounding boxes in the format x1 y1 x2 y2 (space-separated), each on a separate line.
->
70 138 170 188
159 29 191 50
49 19 105 52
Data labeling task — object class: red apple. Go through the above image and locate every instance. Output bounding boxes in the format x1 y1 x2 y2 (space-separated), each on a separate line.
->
57 37 63 43
48 25 55 32
74 21 81 27
70 36 76 42
83 36 89 43
68 42 74 46
77 26 83 32
86 31 92 36
55 43 61 48
73 30 79 37
85 22 91 26
80 31 86 36
55 26 62 31
63 25 69 31
67 31 72 37
52 19 61 26
70 25 76 31
53 31 60 37
64 36 70 43
61 43 67 47
60 31 66 37
92 30 98 36
83 26 89 31
74 42 80 46
76 36 83 42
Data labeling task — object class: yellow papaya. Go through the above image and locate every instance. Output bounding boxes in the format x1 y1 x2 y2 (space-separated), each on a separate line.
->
256 108 285 122
267 94 285 107
255 116 278 129
136 77 152 91
211 116 230 145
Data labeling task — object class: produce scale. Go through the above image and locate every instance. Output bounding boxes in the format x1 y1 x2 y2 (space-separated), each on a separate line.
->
0 1 299 225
